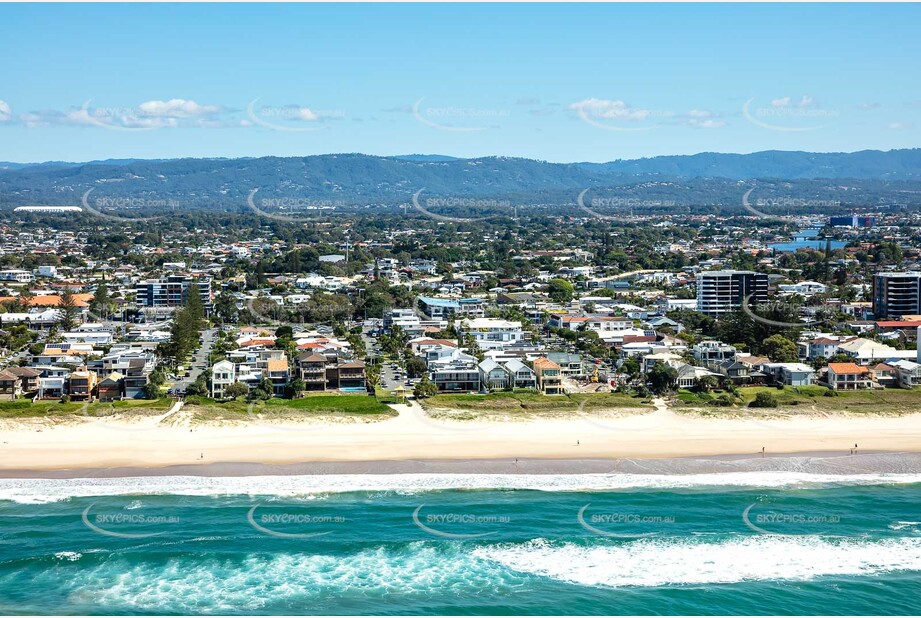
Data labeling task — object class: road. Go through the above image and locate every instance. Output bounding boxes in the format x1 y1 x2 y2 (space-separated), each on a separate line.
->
173 327 218 392
360 326 407 394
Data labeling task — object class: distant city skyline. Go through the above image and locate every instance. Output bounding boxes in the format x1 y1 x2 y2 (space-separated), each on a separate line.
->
1 3 919 163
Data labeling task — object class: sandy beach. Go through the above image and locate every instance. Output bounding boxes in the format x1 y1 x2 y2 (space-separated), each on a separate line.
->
0 398 919 473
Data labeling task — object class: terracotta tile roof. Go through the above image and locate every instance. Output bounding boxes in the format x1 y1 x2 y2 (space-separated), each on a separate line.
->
239 338 276 347
0 294 93 308
827 362 869 374
532 357 561 370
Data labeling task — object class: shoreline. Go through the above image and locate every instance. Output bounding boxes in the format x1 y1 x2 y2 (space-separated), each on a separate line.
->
1 451 919 479
1 399 920 475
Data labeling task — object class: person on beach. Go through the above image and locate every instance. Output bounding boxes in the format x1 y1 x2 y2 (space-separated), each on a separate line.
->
762 447 765 458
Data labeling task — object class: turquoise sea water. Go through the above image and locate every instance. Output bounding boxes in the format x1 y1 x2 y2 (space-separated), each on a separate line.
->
0 473 918 615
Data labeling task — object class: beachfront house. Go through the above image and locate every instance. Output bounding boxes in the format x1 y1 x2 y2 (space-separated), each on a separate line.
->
68 367 98 401
503 359 536 390
97 372 124 401
762 363 816 387
0 370 23 400
533 357 564 395
210 360 236 399
826 362 874 391
431 359 481 393
478 358 509 391
890 359 921 389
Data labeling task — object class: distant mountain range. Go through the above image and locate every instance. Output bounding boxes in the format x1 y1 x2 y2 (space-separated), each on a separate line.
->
0 149 919 211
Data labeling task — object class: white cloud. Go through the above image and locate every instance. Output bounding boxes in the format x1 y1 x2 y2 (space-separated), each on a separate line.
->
570 98 651 121
888 122 912 130
123 116 178 128
0 100 10 122
688 109 711 118
294 107 319 122
20 112 48 128
770 96 816 109
858 102 881 110
689 118 726 129
137 98 221 118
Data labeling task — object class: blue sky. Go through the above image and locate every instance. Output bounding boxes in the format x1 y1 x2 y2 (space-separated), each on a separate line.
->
0 3 919 163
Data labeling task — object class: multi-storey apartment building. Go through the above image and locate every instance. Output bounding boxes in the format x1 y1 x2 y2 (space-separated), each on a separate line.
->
417 296 485 319
872 272 921 319
458 318 526 351
135 276 212 312
696 270 769 317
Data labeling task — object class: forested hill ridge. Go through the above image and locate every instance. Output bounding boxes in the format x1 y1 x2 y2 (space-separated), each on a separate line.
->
0 149 919 210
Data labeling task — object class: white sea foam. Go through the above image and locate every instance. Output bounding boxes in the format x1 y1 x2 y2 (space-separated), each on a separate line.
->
1 472 919 503
53 544 517 612
17 536 921 612
473 536 921 588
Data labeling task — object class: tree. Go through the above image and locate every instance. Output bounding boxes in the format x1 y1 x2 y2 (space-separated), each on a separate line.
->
647 361 678 395
142 381 161 400
751 391 779 408
185 375 208 397
285 377 305 399
224 381 250 400
697 374 717 393
148 368 166 387
184 282 206 326
212 291 239 324
762 335 799 363
413 376 438 399
275 325 293 339
405 356 428 379
89 282 115 319
249 377 274 401
58 290 79 331
547 278 574 303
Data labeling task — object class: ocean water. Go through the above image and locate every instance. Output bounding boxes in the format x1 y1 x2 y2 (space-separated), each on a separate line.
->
0 473 919 615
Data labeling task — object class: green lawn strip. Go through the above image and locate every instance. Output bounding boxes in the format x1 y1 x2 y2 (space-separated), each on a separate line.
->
422 391 652 413
184 393 393 421
0 397 173 418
